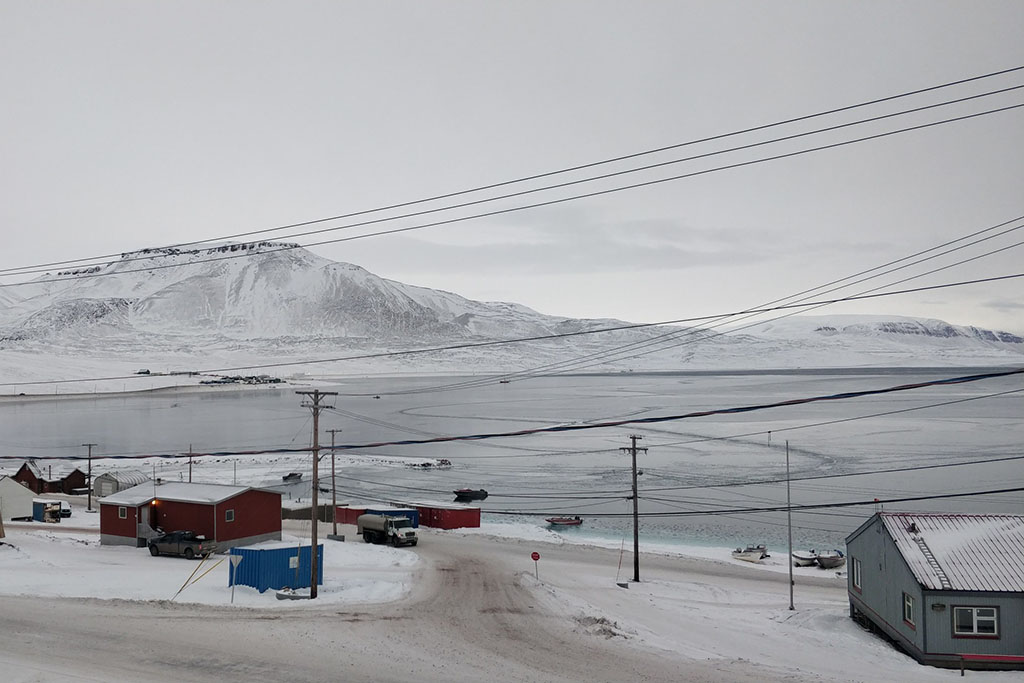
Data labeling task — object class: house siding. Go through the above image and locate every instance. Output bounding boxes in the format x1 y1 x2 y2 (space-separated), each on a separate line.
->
848 513 1024 670
152 500 215 538
924 592 1024 658
848 516 926 655
99 503 138 539
214 490 281 543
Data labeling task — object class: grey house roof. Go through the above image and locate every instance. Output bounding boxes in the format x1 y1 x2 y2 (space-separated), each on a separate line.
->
101 482 252 506
880 512 1024 592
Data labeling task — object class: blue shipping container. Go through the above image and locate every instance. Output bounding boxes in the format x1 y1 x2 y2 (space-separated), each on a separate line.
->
365 507 419 528
228 544 324 593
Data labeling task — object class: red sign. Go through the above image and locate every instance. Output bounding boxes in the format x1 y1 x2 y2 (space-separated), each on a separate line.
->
531 551 540 561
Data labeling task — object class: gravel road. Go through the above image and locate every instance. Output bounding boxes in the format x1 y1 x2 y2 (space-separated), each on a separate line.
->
2 526 844 682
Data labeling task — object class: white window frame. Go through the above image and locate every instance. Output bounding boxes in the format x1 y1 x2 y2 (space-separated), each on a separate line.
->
852 557 862 591
118 506 127 519
225 509 235 523
903 593 915 626
953 606 999 637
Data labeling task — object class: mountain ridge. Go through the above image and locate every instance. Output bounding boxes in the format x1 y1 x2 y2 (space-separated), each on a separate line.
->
0 243 1021 373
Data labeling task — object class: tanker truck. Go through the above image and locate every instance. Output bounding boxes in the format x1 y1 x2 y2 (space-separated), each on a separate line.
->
357 514 418 547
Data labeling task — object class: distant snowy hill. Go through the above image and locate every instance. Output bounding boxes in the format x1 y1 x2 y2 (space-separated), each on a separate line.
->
0 242 620 343
0 243 1021 381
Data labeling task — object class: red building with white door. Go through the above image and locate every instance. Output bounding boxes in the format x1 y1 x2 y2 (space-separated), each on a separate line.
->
99 481 281 550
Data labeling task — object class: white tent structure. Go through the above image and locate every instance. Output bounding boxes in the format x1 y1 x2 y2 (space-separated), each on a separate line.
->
0 476 34 521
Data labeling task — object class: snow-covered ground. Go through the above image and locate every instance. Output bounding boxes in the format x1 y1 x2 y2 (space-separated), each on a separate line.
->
0 519 416 608
3 516 1018 682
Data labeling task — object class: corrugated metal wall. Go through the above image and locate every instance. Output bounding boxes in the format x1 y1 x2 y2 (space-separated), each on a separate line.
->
228 544 324 593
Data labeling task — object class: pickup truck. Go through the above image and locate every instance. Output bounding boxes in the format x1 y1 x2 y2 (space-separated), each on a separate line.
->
148 531 217 559
357 514 418 547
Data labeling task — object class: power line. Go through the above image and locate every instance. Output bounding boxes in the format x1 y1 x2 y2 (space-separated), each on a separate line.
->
6 65 1022 277
481 486 1024 518
3 100 1023 288
5 367 1019 463
5 269 1022 389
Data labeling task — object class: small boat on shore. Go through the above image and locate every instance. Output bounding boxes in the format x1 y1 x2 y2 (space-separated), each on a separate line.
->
281 472 302 483
792 550 818 567
454 488 488 501
816 549 846 569
732 544 769 563
546 516 583 527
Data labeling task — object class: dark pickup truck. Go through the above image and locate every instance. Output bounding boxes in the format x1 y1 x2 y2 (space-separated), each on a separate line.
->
148 531 217 559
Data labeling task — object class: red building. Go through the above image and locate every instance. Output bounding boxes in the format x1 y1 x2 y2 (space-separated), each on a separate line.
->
13 460 87 494
335 504 368 526
99 481 282 550
410 501 481 530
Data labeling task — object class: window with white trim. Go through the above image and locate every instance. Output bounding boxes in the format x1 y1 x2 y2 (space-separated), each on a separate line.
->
903 593 915 626
118 506 127 519
954 607 998 637
852 557 862 591
225 509 235 523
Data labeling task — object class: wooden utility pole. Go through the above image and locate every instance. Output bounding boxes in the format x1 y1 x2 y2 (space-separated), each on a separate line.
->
326 429 342 537
82 443 97 511
297 390 336 600
786 440 795 611
620 434 647 582
188 444 193 483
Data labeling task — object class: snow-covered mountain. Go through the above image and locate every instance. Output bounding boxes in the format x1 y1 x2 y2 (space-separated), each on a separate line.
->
0 242 1021 378
0 242 620 344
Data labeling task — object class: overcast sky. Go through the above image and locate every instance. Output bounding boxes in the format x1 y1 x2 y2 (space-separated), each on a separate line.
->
2 2 1023 332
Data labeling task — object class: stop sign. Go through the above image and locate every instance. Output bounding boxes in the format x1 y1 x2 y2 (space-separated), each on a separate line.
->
531 551 540 561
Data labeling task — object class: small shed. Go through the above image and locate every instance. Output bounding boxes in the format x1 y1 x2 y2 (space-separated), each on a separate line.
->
847 512 1024 671
99 481 282 550
0 476 35 520
228 543 324 593
410 501 480 530
32 499 62 523
94 469 151 498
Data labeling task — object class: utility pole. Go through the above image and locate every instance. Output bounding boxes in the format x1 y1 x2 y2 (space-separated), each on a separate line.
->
297 390 336 600
620 434 647 583
188 444 193 483
82 443 97 512
326 429 342 537
786 441 794 611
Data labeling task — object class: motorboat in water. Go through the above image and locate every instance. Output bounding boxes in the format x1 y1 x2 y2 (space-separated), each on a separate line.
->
732 544 769 563
791 550 818 567
545 516 583 527
816 549 846 569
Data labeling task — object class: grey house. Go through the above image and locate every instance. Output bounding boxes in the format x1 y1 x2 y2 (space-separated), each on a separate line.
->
846 512 1024 670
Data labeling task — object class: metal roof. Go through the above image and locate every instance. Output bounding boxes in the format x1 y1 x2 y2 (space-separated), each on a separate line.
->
19 459 84 481
881 512 1024 593
100 482 259 506
95 469 151 486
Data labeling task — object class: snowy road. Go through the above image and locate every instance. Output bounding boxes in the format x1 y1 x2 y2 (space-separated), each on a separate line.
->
1 527 972 682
